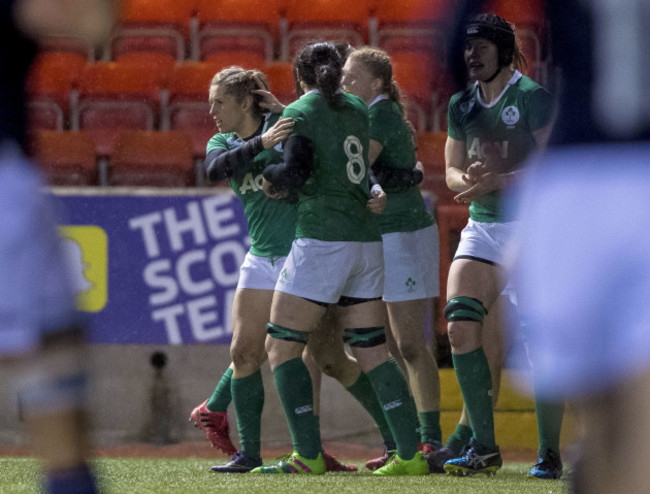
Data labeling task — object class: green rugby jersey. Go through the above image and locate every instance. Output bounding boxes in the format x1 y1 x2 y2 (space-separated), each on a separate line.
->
206 113 296 258
447 72 552 222
282 91 380 242
369 96 435 234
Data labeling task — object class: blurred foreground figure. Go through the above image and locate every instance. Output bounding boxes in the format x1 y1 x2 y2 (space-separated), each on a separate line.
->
1 1 112 492
508 1 650 493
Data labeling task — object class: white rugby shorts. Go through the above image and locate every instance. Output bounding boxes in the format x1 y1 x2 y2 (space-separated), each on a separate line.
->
237 251 287 290
454 218 518 265
382 224 439 302
275 238 384 304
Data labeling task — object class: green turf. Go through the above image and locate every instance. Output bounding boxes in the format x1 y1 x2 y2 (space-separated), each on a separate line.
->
0 457 569 494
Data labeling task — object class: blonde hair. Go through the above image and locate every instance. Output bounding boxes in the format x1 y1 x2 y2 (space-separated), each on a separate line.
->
347 47 405 117
211 66 270 120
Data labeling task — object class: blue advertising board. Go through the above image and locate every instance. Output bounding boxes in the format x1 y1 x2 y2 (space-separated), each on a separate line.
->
54 190 249 345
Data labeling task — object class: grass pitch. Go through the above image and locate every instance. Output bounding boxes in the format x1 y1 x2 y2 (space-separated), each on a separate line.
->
0 457 569 494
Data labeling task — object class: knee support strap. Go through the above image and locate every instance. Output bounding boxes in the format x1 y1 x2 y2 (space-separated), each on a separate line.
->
267 323 309 344
444 296 488 323
343 326 386 348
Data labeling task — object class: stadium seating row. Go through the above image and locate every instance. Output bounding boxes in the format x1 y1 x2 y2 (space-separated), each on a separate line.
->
26 53 454 150
43 0 548 75
33 128 449 189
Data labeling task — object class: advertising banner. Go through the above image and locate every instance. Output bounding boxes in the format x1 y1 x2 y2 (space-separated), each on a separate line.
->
55 190 248 345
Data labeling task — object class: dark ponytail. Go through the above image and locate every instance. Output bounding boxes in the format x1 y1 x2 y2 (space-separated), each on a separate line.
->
294 42 342 107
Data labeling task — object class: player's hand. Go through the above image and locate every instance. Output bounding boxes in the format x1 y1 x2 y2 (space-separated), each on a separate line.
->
461 161 486 185
261 118 294 149
262 177 289 199
454 170 501 203
252 75 287 115
367 186 386 214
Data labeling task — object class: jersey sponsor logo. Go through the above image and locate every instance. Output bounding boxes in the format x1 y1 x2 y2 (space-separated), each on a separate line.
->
294 405 313 415
58 226 108 312
468 137 509 160
501 105 520 126
383 399 403 411
238 172 265 195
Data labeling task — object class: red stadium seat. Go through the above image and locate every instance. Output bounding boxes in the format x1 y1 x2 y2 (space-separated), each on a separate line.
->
265 61 296 105
107 0 195 60
484 0 548 67
202 51 267 71
32 130 98 186
109 130 195 187
281 0 372 61
74 61 170 157
26 52 88 131
435 203 470 334
391 52 435 130
163 62 219 165
416 131 455 202
372 0 452 58
195 0 280 62
38 36 96 61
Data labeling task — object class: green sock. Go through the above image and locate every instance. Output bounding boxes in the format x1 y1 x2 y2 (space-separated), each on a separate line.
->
446 423 473 455
231 370 264 460
408 394 420 440
419 411 442 444
452 348 496 449
345 372 395 446
206 367 233 412
273 358 321 459
535 398 564 457
367 359 418 460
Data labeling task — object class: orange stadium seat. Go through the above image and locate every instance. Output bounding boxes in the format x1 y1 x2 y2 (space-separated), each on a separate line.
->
38 35 96 61
74 61 169 157
435 203 470 334
163 62 219 170
265 61 296 105
391 52 434 131
416 131 455 202
109 130 195 187
32 130 98 186
372 0 452 57
25 52 88 131
107 0 195 60
203 51 267 71
194 0 280 62
281 0 372 61
484 0 548 69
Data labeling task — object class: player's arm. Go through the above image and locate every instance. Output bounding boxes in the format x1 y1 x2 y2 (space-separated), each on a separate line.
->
205 117 294 182
369 139 423 189
262 135 313 190
204 138 265 183
445 135 475 192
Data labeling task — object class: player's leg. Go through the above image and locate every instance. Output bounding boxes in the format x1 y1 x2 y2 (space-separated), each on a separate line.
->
432 291 507 471
250 291 328 474
339 299 427 476
308 314 389 472
572 369 650 494
189 363 236 453
443 257 505 476
1 157 97 493
15 327 97 494
386 298 442 451
210 288 274 472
